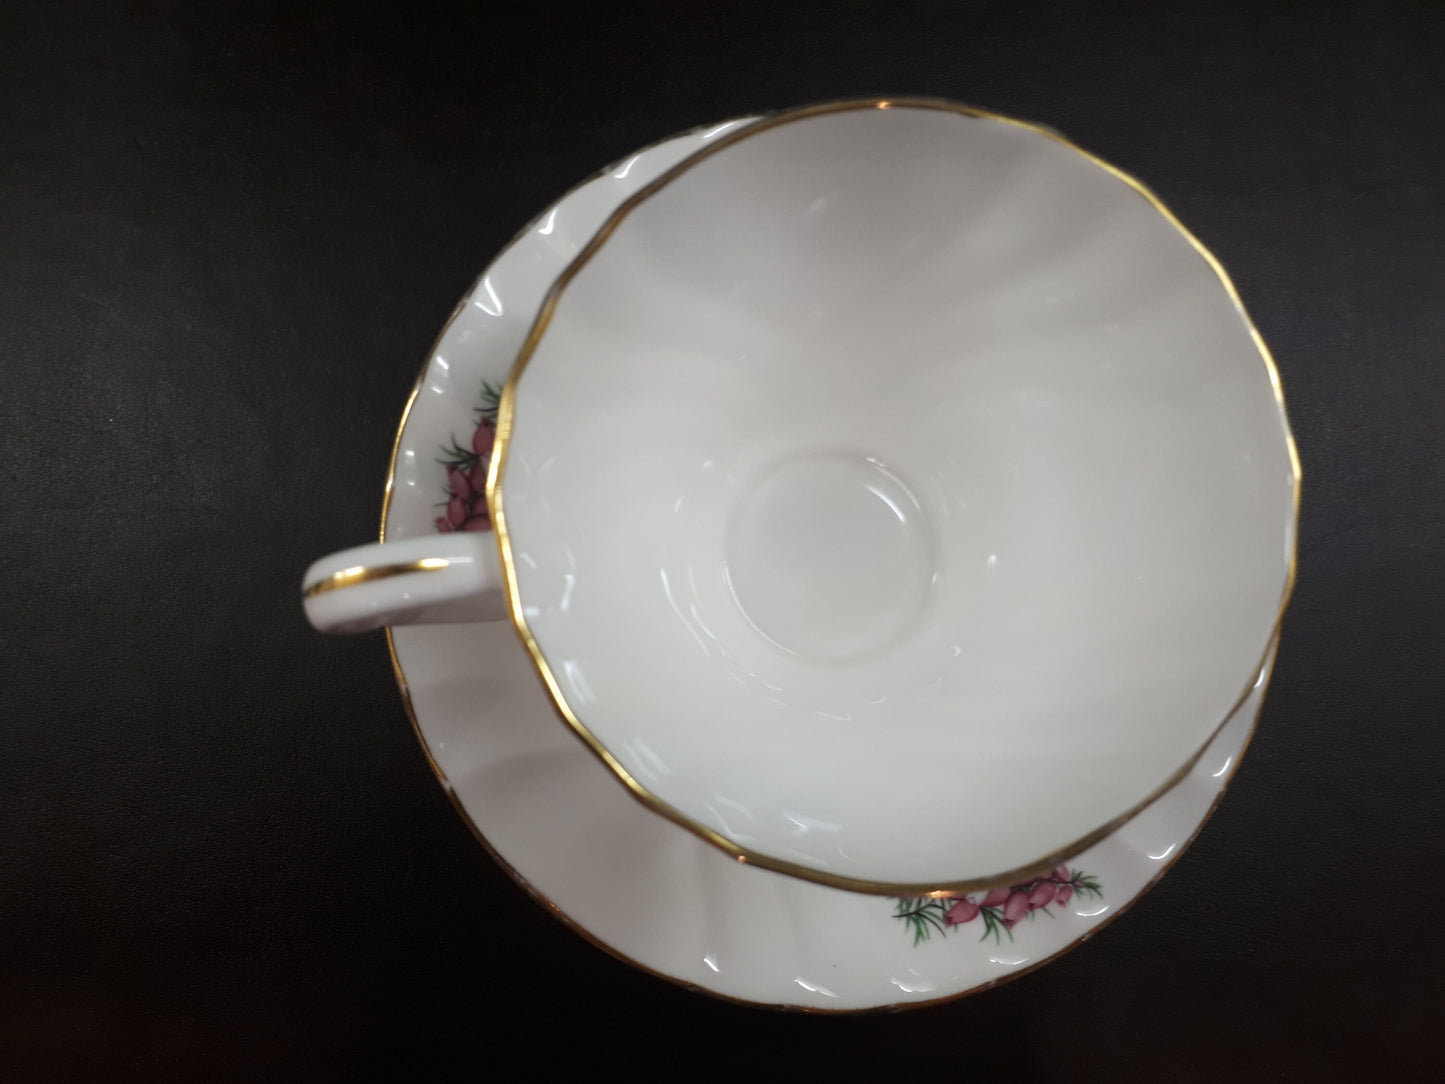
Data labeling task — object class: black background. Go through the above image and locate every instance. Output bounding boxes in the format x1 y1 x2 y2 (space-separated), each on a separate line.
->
4 2 1443 1079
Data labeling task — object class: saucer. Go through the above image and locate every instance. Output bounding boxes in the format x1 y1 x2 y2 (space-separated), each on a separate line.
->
382 115 1276 1010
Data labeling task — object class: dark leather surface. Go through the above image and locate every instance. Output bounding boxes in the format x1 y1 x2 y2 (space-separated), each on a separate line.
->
3 2 1441 1078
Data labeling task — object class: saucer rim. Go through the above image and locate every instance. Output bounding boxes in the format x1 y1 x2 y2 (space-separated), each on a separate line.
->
482 95 1303 897
384 627 1270 1013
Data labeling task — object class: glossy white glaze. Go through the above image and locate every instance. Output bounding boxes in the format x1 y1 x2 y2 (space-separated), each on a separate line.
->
383 115 1280 1008
494 103 1298 889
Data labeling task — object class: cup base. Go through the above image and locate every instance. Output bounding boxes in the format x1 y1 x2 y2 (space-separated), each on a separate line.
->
724 451 935 663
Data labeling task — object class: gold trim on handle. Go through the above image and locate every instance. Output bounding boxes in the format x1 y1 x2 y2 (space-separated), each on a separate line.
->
484 97 1302 899
302 558 450 599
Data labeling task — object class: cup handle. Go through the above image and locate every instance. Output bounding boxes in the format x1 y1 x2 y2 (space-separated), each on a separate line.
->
302 533 507 634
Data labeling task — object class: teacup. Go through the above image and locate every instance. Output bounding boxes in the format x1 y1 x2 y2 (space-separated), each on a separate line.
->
305 99 1298 897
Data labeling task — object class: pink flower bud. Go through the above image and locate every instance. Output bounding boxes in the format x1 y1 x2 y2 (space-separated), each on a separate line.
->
448 467 473 501
980 886 1010 908
469 458 489 492
1054 865 1071 883
944 899 980 926
1027 880 1057 910
1054 884 1073 908
472 422 495 457
434 516 451 533
446 496 467 528
463 512 491 532
1003 890 1030 926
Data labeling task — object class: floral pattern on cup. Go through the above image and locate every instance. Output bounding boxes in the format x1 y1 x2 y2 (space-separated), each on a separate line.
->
435 380 501 533
893 867 1103 946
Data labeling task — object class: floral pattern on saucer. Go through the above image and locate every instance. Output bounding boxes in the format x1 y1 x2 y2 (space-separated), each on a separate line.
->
434 380 501 533
894 867 1103 946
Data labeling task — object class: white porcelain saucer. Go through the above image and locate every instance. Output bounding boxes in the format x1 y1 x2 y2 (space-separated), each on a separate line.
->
381 116 1276 1011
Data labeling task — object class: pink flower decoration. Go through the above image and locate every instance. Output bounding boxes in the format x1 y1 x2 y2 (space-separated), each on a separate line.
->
446 496 467 528
1027 880 1058 910
944 898 980 926
472 421 496 457
437 384 502 537
980 886 1010 908
1002 890 1030 928
893 867 1099 945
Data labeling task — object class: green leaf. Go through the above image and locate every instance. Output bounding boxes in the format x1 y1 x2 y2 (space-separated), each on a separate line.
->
436 434 483 472
478 379 502 420
978 906 1013 944
894 897 953 945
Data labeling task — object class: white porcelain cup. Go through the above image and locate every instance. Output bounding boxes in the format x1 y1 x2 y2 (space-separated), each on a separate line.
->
305 99 1298 896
